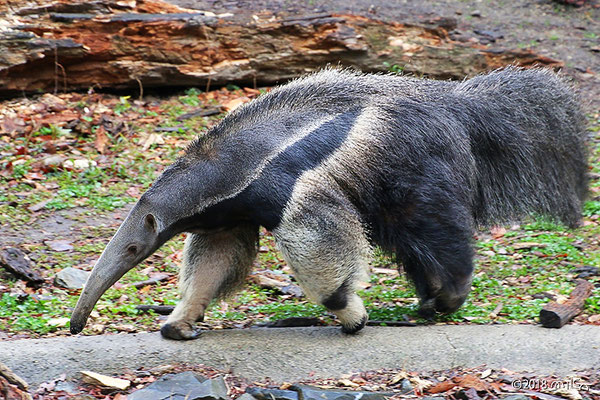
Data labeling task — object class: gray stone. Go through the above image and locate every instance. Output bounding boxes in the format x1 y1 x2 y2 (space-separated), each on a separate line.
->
43 154 66 167
399 379 413 394
128 371 228 400
280 285 304 298
246 387 298 400
54 267 90 289
500 396 529 400
54 380 80 394
237 395 258 400
290 385 394 400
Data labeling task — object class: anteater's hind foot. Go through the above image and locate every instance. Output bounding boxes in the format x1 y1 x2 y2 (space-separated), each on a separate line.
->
417 275 472 319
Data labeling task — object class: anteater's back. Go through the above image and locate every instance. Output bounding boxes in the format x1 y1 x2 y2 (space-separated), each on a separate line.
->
448 68 588 227
184 68 587 232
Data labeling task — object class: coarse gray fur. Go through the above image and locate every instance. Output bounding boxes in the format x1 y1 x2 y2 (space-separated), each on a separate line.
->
70 67 588 340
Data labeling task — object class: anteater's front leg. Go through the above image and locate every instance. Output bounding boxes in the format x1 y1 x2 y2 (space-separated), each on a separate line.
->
161 224 258 340
274 190 372 334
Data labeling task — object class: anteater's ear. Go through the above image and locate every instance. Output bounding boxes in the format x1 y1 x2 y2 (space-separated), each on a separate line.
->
144 213 158 233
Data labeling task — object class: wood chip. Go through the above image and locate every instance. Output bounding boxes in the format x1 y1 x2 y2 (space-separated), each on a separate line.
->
80 370 130 390
512 242 547 250
0 361 29 391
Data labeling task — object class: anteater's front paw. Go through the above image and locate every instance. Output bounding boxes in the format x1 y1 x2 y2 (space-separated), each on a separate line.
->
341 314 368 334
160 321 201 340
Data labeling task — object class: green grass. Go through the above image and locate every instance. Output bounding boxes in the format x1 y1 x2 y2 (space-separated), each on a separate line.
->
0 293 66 335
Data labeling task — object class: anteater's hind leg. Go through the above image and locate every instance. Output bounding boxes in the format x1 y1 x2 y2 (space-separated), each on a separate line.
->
161 224 258 340
396 211 474 318
274 190 371 334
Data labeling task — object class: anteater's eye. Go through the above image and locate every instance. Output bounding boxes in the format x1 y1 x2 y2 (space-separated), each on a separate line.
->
126 245 138 255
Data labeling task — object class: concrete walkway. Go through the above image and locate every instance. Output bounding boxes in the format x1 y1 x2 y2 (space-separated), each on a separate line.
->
1 325 598 387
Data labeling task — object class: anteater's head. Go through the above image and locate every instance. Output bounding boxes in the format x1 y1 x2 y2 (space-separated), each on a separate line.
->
69 158 207 334
69 196 170 334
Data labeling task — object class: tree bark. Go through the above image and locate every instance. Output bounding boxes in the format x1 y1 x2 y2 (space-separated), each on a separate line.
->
0 0 562 97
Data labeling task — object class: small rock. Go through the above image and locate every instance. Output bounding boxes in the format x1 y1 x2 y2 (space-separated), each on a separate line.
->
63 159 97 170
43 154 66 167
400 379 414 394
45 239 74 252
238 394 258 400
500 396 529 400
280 284 304 298
473 29 504 42
246 387 298 400
128 372 228 400
54 380 80 394
54 267 90 289
290 385 394 400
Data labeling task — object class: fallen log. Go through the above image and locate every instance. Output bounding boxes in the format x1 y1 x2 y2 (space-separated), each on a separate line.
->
0 0 562 97
539 279 594 328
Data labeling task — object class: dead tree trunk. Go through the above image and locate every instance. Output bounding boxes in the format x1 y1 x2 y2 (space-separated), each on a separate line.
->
0 0 562 97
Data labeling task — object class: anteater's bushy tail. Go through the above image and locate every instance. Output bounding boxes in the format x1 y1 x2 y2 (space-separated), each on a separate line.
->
452 67 588 227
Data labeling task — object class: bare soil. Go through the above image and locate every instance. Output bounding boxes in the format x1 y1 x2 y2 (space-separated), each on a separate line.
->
172 0 600 110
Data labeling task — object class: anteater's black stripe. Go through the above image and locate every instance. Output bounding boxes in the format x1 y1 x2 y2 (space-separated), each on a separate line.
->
196 108 362 231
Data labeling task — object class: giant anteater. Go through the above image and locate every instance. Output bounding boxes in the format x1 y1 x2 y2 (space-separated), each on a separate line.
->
71 67 588 339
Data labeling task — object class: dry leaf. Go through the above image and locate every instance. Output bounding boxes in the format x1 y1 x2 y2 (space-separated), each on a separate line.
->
428 380 456 394
409 376 433 391
454 375 490 391
94 125 109 154
390 371 408 385
338 378 360 388
140 133 165 150
490 226 507 238
223 97 250 111
588 314 600 323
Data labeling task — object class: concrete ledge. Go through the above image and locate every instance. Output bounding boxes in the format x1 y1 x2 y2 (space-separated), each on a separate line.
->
1 325 598 386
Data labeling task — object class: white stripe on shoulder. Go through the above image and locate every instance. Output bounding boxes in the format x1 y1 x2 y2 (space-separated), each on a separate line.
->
196 114 337 213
